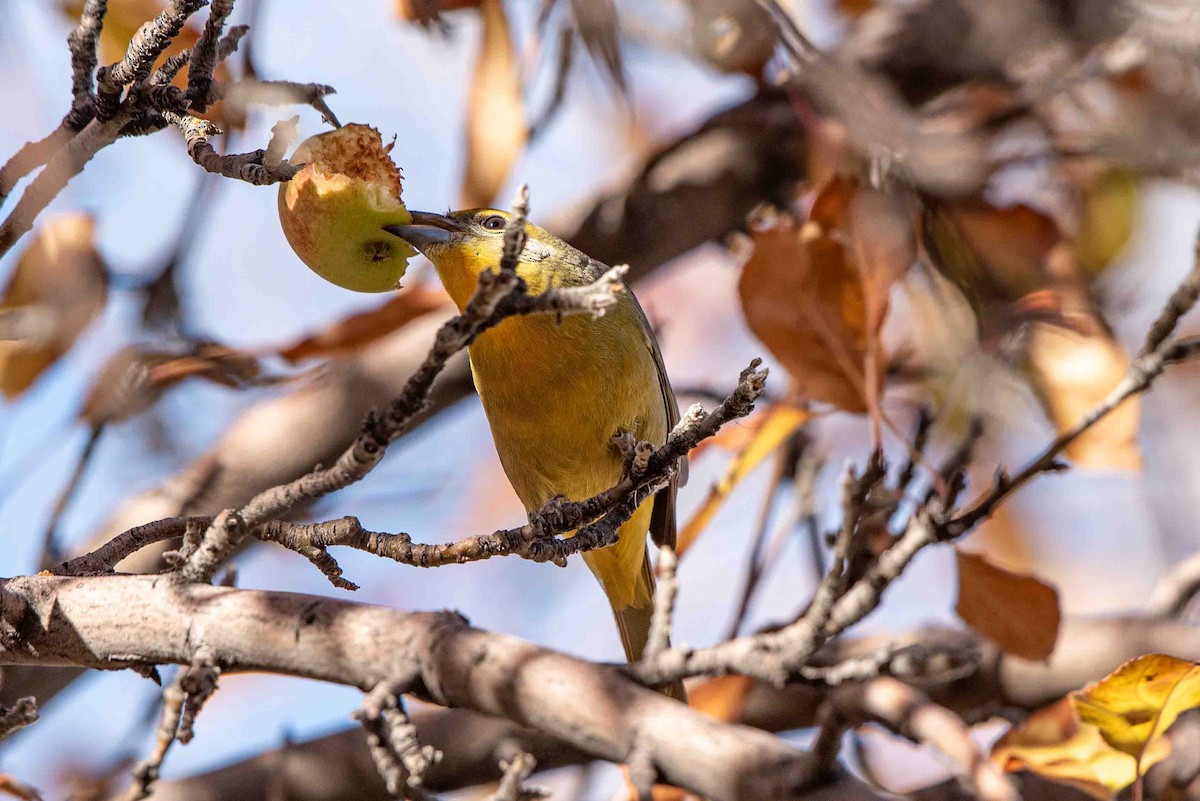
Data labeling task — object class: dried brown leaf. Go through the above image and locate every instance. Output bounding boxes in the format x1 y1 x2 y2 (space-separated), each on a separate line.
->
0 213 107 398
81 344 265 426
921 200 1061 324
739 215 870 412
955 548 1061 662
740 178 905 413
460 0 527 208
278 284 448 363
569 0 626 91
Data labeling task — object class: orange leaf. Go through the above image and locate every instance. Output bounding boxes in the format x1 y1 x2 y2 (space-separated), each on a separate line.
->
278 284 449 363
954 548 1061 661
738 214 871 412
0 213 107 398
1025 321 1142 471
688 674 756 721
460 0 527 208
676 404 809 557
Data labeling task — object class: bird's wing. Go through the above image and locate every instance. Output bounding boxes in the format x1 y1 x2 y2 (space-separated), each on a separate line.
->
624 274 686 550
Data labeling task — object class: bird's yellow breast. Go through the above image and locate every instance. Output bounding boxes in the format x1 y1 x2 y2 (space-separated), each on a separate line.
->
427 233 668 609
468 300 665 509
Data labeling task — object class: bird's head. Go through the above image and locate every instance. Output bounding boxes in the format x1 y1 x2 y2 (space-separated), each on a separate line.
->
384 209 586 310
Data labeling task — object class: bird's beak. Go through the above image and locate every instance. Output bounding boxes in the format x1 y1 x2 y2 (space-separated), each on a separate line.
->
383 211 462 255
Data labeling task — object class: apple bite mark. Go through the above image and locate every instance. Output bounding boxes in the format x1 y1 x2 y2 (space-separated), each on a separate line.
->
277 124 417 293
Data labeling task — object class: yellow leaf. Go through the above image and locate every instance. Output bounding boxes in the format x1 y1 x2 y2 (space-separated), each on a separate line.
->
676 404 809 556
460 0 526 208
1025 322 1141 471
0 214 107 398
954 548 1061 661
992 697 1169 798
1072 654 1200 772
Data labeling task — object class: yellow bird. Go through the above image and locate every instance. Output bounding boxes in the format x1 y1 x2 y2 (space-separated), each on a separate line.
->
386 209 685 699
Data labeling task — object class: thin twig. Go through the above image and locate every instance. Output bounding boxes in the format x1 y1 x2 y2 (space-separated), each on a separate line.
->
644 545 678 660
354 675 442 801
0 126 73 205
723 447 788 639
60 360 766 588
166 113 300 185
484 753 546 801
185 0 234 110
39 424 106 571
94 0 207 120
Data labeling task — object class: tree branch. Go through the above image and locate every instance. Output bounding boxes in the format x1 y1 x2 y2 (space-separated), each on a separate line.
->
0 574 822 801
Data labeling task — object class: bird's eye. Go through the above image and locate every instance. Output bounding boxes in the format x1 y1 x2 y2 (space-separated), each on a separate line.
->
481 215 506 231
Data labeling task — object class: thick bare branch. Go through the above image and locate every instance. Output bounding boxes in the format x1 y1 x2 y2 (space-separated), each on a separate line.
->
0 574 822 801
825 678 1017 801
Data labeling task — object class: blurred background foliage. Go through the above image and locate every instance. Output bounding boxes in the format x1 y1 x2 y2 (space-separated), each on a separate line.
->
2 0 1200 798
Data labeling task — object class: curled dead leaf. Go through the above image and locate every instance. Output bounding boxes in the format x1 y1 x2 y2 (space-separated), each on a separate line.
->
739 178 912 416
954 548 1061 661
0 214 107 398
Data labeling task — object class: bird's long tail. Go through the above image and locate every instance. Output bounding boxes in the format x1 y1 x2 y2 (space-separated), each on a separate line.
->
609 549 688 703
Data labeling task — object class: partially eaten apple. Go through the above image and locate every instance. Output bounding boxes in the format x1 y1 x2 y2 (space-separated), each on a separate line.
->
278 124 416 293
